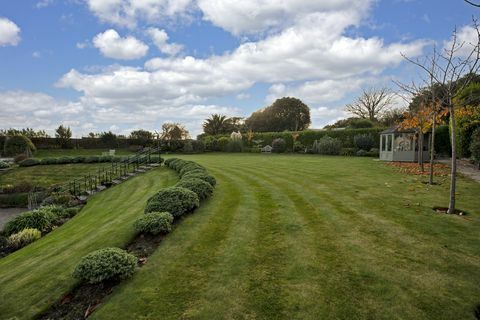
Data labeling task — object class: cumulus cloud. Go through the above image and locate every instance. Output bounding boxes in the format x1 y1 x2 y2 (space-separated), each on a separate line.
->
86 0 193 28
443 25 480 58
93 29 148 60
0 18 21 47
146 28 183 56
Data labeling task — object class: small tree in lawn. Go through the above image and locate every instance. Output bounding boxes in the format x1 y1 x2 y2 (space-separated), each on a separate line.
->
399 20 480 214
55 125 72 149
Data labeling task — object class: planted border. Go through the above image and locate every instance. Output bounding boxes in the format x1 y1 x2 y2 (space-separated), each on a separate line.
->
38 157 215 319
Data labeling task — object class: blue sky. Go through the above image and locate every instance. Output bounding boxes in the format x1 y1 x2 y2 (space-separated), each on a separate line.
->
0 0 478 136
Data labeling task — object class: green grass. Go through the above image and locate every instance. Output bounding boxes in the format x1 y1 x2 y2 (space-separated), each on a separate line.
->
0 167 178 319
1 154 480 319
0 163 112 188
33 148 134 158
92 154 480 320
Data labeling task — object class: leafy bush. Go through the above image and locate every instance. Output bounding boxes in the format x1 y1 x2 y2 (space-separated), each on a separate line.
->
56 156 74 164
293 141 304 153
0 193 29 208
41 192 76 207
218 137 230 151
84 156 100 163
356 149 367 156
435 125 451 155
203 136 218 151
226 139 243 152
179 162 205 177
19 158 40 167
348 119 374 129
312 136 342 155
470 128 480 164
134 212 173 235
175 178 214 200
367 148 380 157
354 134 375 151
191 140 205 153
40 158 58 165
3 135 36 157
181 171 216 187
3 205 67 236
72 156 86 163
72 247 137 284
0 161 10 169
1 181 33 194
145 187 199 218
183 141 194 153
7 228 41 249
341 148 355 156
272 138 287 153
164 158 178 167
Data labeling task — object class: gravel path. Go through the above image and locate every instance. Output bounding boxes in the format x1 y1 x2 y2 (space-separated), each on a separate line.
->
0 208 26 229
438 159 480 183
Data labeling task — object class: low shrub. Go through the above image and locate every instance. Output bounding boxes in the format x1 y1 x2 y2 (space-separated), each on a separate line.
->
313 136 342 155
1 181 34 194
41 192 76 207
226 139 243 152
341 148 355 156
293 141 304 153
272 138 287 153
175 178 214 200
72 247 137 284
7 228 41 249
40 158 58 165
181 171 216 187
218 137 230 151
179 162 205 177
354 134 375 151
356 149 367 156
0 193 29 208
470 128 480 165
0 161 10 169
164 158 178 167
145 187 199 218
84 156 99 163
2 205 67 235
72 156 86 163
56 157 74 164
134 212 173 235
367 148 380 157
19 158 41 167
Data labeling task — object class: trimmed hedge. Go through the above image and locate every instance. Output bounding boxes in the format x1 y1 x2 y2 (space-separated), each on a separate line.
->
134 212 173 235
19 158 40 167
181 171 216 187
145 187 199 218
72 247 137 284
175 178 214 200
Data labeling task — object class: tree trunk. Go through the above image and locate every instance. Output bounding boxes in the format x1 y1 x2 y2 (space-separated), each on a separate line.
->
418 131 424 172
429 115 436 185
448 106 457 214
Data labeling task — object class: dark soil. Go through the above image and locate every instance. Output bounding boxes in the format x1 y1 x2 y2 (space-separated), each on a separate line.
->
432 206 468 216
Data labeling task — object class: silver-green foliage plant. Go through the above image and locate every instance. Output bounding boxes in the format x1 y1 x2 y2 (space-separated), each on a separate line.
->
8 228 41 249
72 247 137 284
134 212 173 235
312 136 342 155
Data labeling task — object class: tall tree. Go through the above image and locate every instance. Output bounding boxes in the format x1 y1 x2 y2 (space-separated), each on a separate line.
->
55 125 72 149
345 87 394 121
203 114 230 135
246 97 310 132
161 123 189 141
129 129 153 147
399 21 480 214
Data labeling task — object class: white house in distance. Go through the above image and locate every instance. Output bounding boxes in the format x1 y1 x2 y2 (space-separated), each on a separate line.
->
379 126 431 162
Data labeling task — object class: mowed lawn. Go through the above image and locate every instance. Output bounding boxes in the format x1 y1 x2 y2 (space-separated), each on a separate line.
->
0 154 479 319
0 163 113 188
93 154 480 320
0 167 178 319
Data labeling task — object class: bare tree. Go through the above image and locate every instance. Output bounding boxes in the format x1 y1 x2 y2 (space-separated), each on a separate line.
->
398 21 480 214
465 0 480 7
345 87 394 121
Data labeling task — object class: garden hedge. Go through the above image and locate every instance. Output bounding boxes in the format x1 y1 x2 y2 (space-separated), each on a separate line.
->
175 178 214 200
145 187 200 218
134 212 174 235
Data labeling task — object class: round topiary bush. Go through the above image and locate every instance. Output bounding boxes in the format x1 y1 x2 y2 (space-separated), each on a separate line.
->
72 247 137 284
144 187 199 217
40 157 58 165
175 178 214 200
7 228 41 249
0 161 10 169
181 171 216 187
164 158 178 167
179 162 205 177
3 135 36 157
134 212 174 235
272 138 287 153
19 158 40 167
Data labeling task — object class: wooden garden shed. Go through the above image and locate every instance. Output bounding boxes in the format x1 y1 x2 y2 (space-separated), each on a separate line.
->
379 126 431 162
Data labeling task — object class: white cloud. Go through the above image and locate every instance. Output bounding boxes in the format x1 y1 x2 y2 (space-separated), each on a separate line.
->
32 51 41 58
0 18 21 47
93 29 148 60
146 28 183 56
85 0 193 28
236 93 251 100
36 0 54 9
443 25 480 58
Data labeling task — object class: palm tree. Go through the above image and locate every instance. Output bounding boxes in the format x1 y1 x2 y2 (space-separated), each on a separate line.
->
203 114 230 135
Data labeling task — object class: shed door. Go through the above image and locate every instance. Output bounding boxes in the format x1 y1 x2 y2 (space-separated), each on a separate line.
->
380 134 394 161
